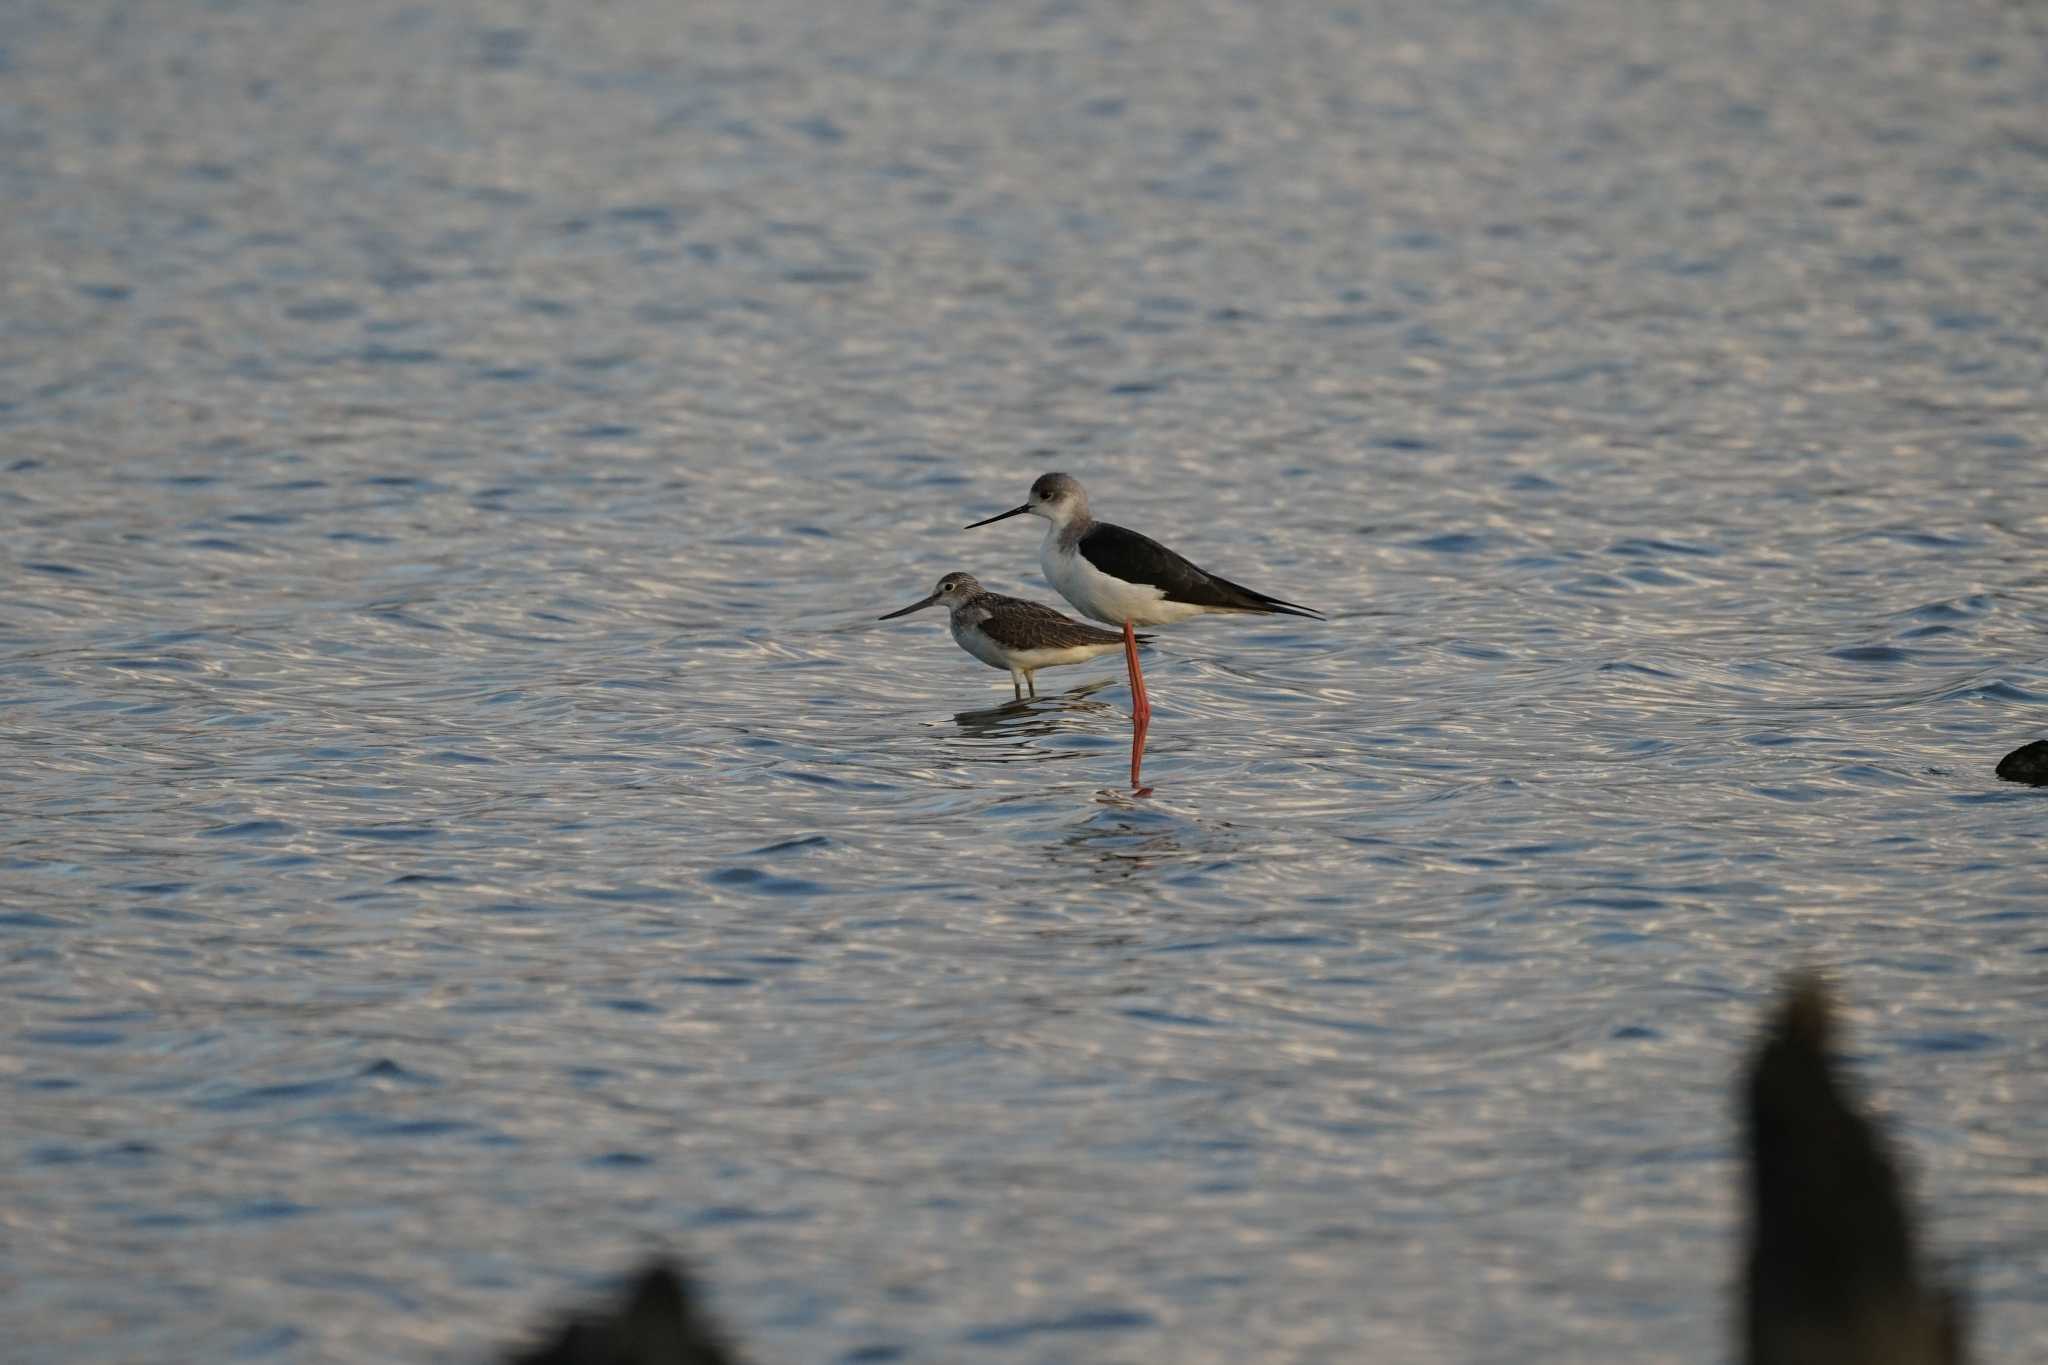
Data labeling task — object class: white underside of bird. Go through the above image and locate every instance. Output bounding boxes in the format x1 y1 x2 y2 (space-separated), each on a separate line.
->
950 612 1123 678
1041 527 1212 626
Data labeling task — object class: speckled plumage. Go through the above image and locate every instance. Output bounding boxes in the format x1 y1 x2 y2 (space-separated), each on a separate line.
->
878 572 1147 698
959 592 1126 653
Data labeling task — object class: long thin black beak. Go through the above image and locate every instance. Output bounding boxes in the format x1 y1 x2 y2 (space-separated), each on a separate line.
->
878 592 943 621
964 504 1030 530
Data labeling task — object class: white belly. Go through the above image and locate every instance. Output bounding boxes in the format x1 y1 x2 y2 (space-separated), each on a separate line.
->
951 618 1123 673
950 617 1015 671
1042 529 1211 627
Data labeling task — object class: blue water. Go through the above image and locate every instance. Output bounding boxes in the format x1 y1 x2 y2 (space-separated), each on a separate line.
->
4 1 2047 1360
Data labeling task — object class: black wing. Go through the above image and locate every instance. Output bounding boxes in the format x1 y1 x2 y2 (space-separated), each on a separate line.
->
977 596 1132 652
1078 522 1324 619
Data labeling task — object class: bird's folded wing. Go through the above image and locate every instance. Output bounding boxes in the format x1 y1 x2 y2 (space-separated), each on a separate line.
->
978 599 1127 651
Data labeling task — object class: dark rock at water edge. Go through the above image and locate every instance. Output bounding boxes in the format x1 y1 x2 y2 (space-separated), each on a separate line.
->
1743 973 1965 1365
1995 739 2048 785
507 1260 741 1365
496 971 1972 1365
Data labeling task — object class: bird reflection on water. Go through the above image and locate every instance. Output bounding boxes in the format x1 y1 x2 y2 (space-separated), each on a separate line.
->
948 677 1123 742
1058 805 1193 879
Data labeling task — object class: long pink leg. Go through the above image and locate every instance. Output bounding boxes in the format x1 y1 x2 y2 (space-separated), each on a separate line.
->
1124 621 1151 788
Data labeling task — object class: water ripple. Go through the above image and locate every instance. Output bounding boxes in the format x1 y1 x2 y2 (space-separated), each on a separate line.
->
3 1 2046 1362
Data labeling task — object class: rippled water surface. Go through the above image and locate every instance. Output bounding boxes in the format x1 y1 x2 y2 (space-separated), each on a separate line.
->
5 1 2048 1360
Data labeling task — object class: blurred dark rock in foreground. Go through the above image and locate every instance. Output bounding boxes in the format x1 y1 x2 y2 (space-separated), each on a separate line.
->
1742 973 1966 1365
503 975 1973 1365
1995 739 2048 785
507 1260 740 1365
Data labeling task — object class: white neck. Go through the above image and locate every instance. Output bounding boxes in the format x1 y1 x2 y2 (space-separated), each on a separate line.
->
1039 499 1089 535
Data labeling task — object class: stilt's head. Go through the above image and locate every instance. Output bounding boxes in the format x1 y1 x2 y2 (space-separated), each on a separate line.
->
965 472 1089 531
878 572 984 620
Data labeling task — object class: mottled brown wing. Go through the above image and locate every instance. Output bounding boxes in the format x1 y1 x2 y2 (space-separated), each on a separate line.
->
976 596 1129 652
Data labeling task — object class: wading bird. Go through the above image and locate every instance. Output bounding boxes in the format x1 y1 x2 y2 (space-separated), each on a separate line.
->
879 571 1148 700
967 472 1322 787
